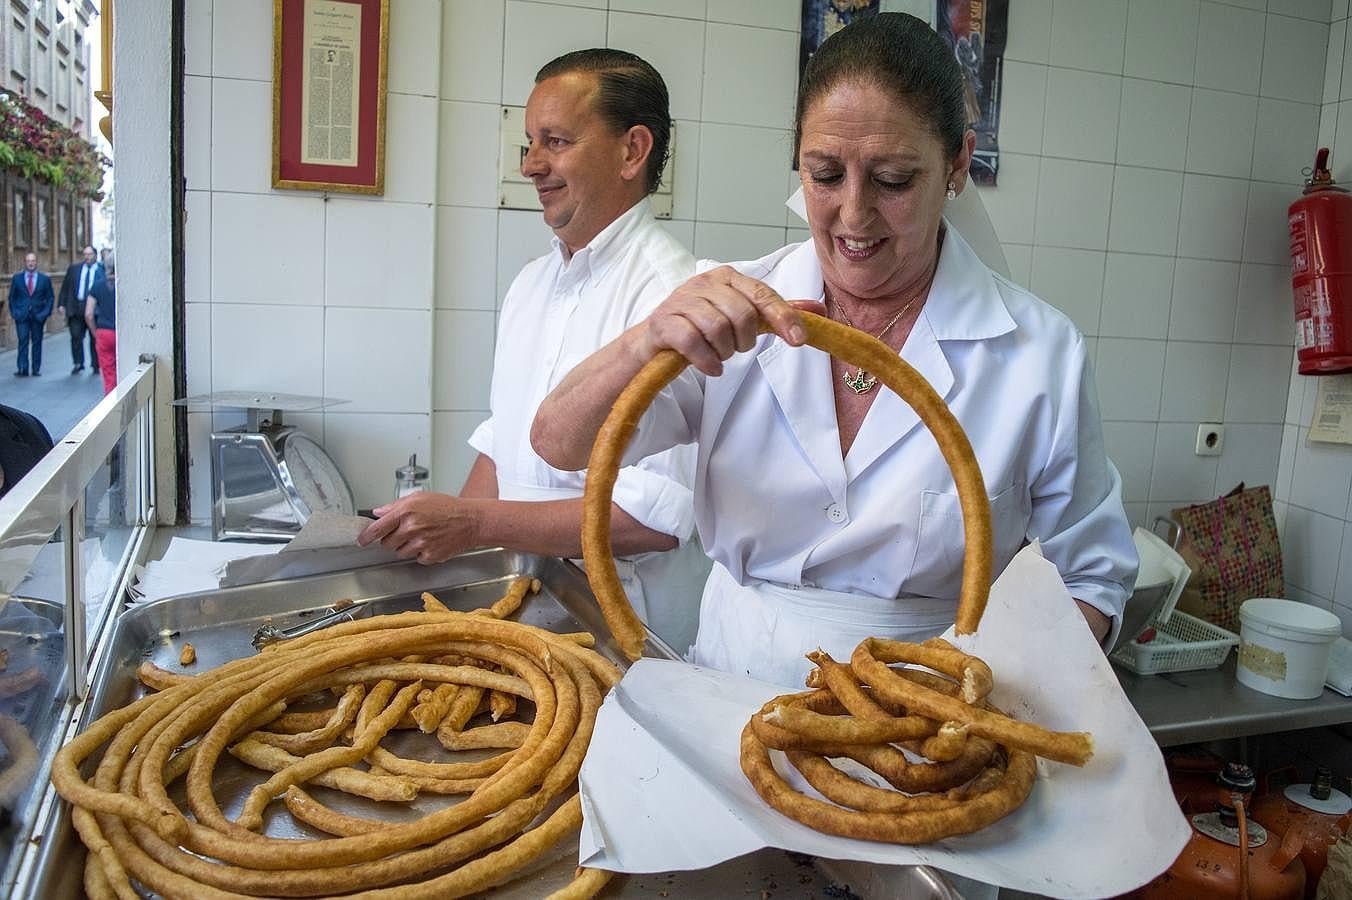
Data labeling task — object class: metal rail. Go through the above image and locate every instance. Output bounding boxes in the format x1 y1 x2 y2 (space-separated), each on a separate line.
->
0 358 160 896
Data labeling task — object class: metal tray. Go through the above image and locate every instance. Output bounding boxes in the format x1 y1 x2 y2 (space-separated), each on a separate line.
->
25 549 679 899
23 549 961 899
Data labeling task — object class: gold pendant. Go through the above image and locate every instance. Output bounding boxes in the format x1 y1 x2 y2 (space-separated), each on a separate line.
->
842 368 878 394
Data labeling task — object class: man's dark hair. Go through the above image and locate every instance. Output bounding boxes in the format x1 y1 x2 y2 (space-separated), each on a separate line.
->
536 49 671 195
794 13 967 163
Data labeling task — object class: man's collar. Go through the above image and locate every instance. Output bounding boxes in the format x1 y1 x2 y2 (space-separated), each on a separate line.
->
550 197 652 284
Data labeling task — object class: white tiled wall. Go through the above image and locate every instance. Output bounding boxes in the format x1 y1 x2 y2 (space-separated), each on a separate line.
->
1270 0 1352 635
982 0 1321 556
184 0 1327 597
185 0 439 513
188 0 914 516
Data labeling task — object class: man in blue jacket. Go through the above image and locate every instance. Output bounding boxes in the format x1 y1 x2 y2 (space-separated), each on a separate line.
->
57 245 104 374
8 252 54 377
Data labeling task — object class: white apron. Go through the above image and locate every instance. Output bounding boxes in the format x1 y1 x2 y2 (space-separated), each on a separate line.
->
691 562 959 688
497 478 710 654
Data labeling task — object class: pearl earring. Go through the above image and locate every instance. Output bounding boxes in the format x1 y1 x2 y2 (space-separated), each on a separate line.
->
946 182 957 200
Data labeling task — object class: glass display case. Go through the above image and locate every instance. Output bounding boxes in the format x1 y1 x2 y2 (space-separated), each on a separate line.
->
0 361 157 893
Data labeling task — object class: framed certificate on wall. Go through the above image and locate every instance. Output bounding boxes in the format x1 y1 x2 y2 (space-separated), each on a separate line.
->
272 0 389 194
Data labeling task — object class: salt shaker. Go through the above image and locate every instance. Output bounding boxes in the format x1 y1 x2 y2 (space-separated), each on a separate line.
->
393 454 429 499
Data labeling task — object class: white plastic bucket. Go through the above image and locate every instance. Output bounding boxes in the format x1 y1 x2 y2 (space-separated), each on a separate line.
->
1236 598 1342 700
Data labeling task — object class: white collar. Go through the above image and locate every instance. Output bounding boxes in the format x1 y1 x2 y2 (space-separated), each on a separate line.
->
550 197 652 286
773 223 1017 343
921 223 1016 341
753 224 1016 489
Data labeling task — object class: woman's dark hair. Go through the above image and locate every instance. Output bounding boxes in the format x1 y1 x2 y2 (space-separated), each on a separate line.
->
536 49 672 195
794 13 967 163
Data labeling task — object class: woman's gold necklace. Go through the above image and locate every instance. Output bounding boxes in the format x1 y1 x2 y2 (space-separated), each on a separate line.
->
830 295 920 394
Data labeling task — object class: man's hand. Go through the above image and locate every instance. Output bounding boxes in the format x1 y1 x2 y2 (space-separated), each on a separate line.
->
357 492 482 565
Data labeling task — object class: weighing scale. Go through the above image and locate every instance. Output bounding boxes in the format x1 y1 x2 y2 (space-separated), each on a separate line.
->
174 392 355 541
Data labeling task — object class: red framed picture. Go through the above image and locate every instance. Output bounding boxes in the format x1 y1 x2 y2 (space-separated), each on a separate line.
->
272 0 389 194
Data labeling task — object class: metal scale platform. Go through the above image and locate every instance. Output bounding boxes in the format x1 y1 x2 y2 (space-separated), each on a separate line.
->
174 392 356 541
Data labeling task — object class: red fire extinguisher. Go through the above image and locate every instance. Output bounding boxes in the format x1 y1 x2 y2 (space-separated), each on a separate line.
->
1289 148 1352 375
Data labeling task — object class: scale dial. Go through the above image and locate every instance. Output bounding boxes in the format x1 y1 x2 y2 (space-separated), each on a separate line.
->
280 432 355 516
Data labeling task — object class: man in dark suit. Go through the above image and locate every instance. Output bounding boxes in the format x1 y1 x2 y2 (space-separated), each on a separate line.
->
57 244 104 374
7 252 54 377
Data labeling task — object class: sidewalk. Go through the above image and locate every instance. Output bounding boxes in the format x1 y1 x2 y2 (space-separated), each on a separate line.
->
1 330 106 441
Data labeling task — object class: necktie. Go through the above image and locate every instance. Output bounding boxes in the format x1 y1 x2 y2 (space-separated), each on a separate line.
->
26 272 33 295
79 265 90 299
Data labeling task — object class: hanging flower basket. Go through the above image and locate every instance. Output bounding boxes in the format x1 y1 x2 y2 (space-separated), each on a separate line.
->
0 91 109 201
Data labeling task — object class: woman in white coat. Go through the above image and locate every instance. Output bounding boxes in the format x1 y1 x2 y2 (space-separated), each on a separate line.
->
532 12 1138 688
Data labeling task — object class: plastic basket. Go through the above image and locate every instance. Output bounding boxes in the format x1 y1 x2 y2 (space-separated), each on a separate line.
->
1111 609 1239 675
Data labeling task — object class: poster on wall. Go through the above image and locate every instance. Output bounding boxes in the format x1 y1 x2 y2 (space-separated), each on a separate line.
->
273 0 389 194
936 0 1007 186
797 1 880 168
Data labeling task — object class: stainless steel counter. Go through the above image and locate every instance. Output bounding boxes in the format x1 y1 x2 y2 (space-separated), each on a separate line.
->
486 846 961 898
22 544 962 900
1114 656 1352 747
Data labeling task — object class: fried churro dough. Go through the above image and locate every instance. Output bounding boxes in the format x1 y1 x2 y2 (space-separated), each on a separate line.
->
0 666 45 699
51 606 623 898
581 314 993 661
573 312 1088 844
0 714 38 807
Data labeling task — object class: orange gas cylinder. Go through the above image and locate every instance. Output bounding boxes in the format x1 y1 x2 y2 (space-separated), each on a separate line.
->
1166 748 1225 815
1249 768 1352 898
1134 763 1307 900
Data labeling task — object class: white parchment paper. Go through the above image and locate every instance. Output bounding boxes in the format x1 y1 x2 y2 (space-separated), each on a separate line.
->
577 545 1189 898
219 513 398 586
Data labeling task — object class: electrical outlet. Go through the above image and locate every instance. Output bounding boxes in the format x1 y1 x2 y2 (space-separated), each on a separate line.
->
1195 423 1224 456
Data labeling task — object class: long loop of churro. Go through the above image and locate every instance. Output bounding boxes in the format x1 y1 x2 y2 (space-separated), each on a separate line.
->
569 314 1084 842
582 312 993 661
50 595 622 897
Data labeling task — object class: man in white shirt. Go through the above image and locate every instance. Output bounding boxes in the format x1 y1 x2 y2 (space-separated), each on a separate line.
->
360 49 708 651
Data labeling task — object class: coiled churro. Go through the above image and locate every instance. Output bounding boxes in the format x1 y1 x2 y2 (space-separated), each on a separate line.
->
51 585 621 898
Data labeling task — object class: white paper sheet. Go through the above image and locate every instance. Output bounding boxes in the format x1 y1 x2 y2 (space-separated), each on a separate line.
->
280 512 375 552
1308 373 1352 444
159 536 283 568
128 538 282 605
577 545 1190 898
123 516 395 598
219 513 399 586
